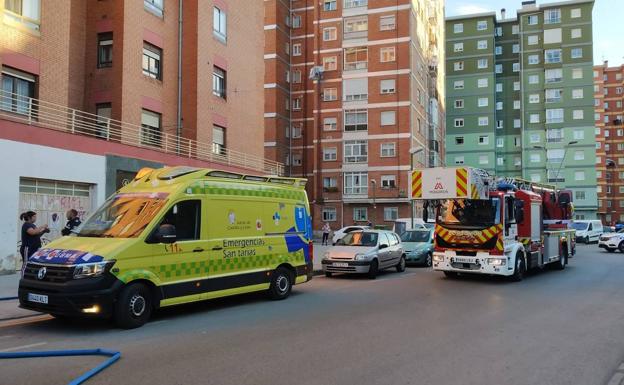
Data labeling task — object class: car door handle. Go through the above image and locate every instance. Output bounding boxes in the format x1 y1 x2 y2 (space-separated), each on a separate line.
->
212 246 223 251
193 248 204 253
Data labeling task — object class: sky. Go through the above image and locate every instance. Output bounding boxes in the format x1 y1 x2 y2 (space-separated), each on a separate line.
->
445 0 622 66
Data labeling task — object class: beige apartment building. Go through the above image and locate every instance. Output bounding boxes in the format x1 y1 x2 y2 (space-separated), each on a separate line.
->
264 0 445 230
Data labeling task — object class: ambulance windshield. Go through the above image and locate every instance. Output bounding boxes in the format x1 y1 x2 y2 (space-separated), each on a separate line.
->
77 193 169 238
439 198 500 228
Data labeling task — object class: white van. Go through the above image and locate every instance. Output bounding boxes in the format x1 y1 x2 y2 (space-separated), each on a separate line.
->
393 218 428 236
571 220 603 243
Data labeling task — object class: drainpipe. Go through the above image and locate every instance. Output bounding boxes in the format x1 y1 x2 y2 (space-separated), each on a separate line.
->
176 0 183 154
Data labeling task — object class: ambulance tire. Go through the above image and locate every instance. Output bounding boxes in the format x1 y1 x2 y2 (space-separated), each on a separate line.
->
367 259 379 279
114 282 152 329
510 252 525 282
269 267 293 300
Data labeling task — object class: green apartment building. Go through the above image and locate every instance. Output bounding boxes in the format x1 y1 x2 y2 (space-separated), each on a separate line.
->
445 0 597 219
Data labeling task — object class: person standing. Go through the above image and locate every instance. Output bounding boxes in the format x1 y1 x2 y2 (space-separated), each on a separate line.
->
61 209 81 236
20 211 49 264
321 222 331 246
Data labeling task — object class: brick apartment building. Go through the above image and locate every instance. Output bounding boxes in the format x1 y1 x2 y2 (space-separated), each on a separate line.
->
264 0 445 231
0 0 273 272
594 61 624 225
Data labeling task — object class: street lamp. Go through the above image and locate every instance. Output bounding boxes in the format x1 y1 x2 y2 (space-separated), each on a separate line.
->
410 147 424 228
533 140 577 186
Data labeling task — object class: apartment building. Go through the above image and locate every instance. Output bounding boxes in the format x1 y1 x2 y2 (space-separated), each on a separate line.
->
445 0 597 220
594 62 624 225
0 0 271 273
264 0 445 230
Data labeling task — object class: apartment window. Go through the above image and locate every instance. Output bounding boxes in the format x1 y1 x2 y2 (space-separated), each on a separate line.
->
495 46 502 55
545 89 562 103
514 119 521 128
213 6 227 42
323 88 338 101
454 156 465 165
323 147 337 161
292 70 302 83
97 33 113 68
141 109 161 147
530 114 540 123
594 113 600 121
571 8 581 18
496 137 504 147
292 43 302 56
384 207 399 221
531 174 542 182
454 23 463 33
496 102 503 110
212 125 226 155
343 78 368 101
527 15 538 25
344 109 367 131
529 94 540 104
212 66 227 99
454 80 464 90
479 155 488 165
496 157 504 166
381 175 396 189
454 43 464 52
617 87 624 95
496 83 503 93
322 208 337 222
94 103 112 137
4 0 40 29
344 47 368 70
292 14 302 28
514 100 521 109
291 124 302 138
344 140 367 163
571 48 583 59
380 142 396 157
497 120 503 129
380 79 395 94
512 44 520 53
454 61 464 71
477 40 487 50
545 68 563 83
1 66 36 115
495 27 503 36
323 177 338 190
571 28 582 39
380 47 396 62
528 55 540 65
344 172 368 195
323 0 337 11
478 117 489 126
544 49 562 64
353 207 368 221
477 20 487 30
478 135 489 145
379 15 396 31
380 111 396 126
573 129 584 140
323 27 337 41
530 153 541 163
544 8 561 24
529 75 539 84
530 133 540 143
324 117 337 131
477 59 488 69
573 110 584 120
142 43 162 80
478 97 488 107
454 119 464 128
575 171 585 181
575 191 585 201
572 89 583 99
455 99 464 109
574 150 584 161
546 108 564 124
512 63 520 72
144 0 163 16
495 64 503 74
547 149 564 164
528 35 539 45
455 136 464 145
290 97 300 110
513 82 520 91
292 154 302 166
344 16 368 39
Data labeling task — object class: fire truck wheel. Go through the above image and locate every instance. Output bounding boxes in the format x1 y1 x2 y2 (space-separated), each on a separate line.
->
553 246 568 270
619 241 624 253
510 253 525 282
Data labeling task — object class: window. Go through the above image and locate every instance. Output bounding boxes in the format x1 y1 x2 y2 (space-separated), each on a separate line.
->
141 109 161 147
285 43 290 56
478 59 488 69
344 109 367 131
528 15 538 25
290 124 302 138
531 174 542 182
478 97 488 107
344 47 368 70
454 156 465 165
344 16 368 39
479 155 488 165
344 172 368 195
454 43 464 52
455 99 464 109
546 129 563 143
4 0 40 29
495 27 503 36
353 207 368 221
323 88 338 101
323 177 338 190
94 103 111 137
529 75 539 84
291 98 301 110
380 79 396 94
323 147 337 161
497 120 503 129
572 89 583 99
142 43 162 80
496 137 504 147
292 70 302 83
571 48 583 59
344 0 367 8
545 49 562 63
496 83 503 92
380 111 396 126
495 46 502 55
514 119 521 128
545 89 562 103
454 23 463 33
571 28 582 39
512 24 520 34
528 55 540 65
546 108 564 124
574 150 584 160
292 14 302 28
545 68 563 83
454 80 464 90
547 149 564 164
514 100 521 109
454 61 464 71
455 136 464 145
381 175 396 189
575 171 585 181
594 113 600 121
528 35 539 45
530 114 540 123
212 66 226 98
324 117 337 131
512 44 520 53
343 78 368 101
344 140 368 163
477 40 487 49
512 63 520 72
478 135 489 145
97 33 113 68
530 153 541 163
384 207 399 221
380 142 396 157
380 47 396 62
1 66 36 115
544 8 561 24
573 110 584 120
571 8 581 18
154 200 201 242
323 27 337 41
478 117 489 126
477 20 487 30
495 64 503 74
213 6 227 41
323 0 337 11
212 125 226 155
292 153 302 166
454 119 464 128
380 15 396 31
322 207 337 221
530 133 540 143
575 191 585 201
292 43 302 56
529 94 540 103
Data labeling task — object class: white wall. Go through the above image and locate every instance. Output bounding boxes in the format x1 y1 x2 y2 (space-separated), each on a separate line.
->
0 140 106 274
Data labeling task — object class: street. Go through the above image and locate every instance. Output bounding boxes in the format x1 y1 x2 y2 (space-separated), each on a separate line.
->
1 244 624 385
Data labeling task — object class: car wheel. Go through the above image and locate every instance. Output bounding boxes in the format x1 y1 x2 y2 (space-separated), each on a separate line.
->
396 255 406 273
619 241 624 253
443 271 458 278
114 282 152 329
424 252 433 267
584 236 590 244
368 259 379 279
607 247 615 253
510 252 525 282
325 271 333 278
268 267 293 300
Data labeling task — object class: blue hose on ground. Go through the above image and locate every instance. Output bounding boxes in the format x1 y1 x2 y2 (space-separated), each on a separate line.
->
0 348 121 385
0 296 18 301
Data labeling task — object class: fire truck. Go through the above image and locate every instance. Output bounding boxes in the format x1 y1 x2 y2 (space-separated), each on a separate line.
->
410 167 575 281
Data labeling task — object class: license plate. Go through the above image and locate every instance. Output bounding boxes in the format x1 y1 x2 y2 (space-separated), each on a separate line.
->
27 293 48 304
332 262 349 267
454 257 475 264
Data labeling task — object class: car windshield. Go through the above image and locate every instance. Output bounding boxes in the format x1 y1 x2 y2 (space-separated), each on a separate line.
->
439 198 500 228
77 192 169 238
400 230 431 243
571 222 589 231
339 232 379 247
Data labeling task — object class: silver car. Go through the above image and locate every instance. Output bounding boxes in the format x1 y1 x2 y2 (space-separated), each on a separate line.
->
321 230 406 279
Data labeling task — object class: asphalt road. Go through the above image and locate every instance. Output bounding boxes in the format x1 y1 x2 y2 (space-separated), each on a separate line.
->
2 244 624 385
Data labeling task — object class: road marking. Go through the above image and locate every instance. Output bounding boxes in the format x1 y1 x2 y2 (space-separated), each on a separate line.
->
0 342 47 352
0 314 52 329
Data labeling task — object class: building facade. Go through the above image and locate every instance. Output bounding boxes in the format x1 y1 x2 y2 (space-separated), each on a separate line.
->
264 0 445 231
445 0 597 220
594 62 624 225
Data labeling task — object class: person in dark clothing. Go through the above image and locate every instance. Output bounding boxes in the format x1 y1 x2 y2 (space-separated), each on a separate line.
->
61 209 81 236
20 211 49 264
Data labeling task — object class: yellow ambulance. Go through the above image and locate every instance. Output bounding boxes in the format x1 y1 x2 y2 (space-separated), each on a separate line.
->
19 167 313 328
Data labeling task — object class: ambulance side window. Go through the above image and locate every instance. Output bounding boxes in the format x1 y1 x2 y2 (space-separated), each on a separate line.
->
158 200 201 241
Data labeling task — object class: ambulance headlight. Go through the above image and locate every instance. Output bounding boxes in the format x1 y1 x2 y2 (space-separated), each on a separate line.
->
73 261 115 279
486 258 506 266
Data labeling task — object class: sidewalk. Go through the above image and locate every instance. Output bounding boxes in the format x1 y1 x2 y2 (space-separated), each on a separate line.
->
0 272 41 321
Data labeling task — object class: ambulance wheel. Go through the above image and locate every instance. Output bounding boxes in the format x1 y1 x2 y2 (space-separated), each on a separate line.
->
269 267 293 300
510 253 525 282
619 241 624 253
367 259 379 279
396 256 406 272
114 283 152 329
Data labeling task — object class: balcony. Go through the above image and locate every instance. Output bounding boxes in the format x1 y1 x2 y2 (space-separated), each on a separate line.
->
0 90 284 175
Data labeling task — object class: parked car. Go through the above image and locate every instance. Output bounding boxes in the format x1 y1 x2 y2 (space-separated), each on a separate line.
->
392 218 427 235
400 228 434 267
603 226 616 233
322 230 405 279
598 229 624 252
331 225 370 245
571 220 603 243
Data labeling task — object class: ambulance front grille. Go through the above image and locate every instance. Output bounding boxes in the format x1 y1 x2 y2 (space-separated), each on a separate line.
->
23 263 74 283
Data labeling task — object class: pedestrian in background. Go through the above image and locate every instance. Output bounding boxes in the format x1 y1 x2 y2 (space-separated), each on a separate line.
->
20 211 49 264
322 222 331 245
61 209 81 236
